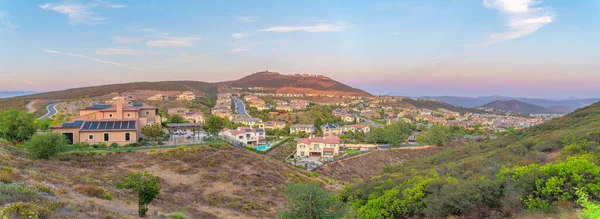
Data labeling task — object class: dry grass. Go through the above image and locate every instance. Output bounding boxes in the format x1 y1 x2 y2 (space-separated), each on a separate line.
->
5 145 324 218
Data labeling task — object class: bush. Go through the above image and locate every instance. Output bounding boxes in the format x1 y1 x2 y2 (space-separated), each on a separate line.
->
109 142 119 148
98 143 107 148
73 142 89 149
0 170 14 183
168 212 188 219
0 201 56 218
73 184 113 200
24 133 68 159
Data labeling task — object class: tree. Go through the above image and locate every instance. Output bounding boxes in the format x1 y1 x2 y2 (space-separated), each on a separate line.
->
277 182 346 219
116 171 162 217
204 115 224 136
25 133 68 159
0 109 36 143
425 125 447 146
141 123 166 141
166 114 186 124
35 118 54 131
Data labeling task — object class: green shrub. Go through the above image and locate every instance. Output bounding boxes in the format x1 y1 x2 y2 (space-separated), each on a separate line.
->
168 212 188 219
0 170 14 183
109 142 119 148
24 133 68 159
577 189 600 219
73 142 89 149
97 143 107 148
0 202 56 218
73 184 113 200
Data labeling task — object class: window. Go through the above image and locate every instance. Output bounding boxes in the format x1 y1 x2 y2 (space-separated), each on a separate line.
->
125 133 131 141
88 135 94 140
239 136 243 139
300 144 306 149
109 113 113 118
104 133 109 142
126 113 131 117
314 144 320 149
145 111 150 115
300 152 305 157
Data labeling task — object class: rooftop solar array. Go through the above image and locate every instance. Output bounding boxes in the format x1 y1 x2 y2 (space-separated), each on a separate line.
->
80 120 136 131
133 103 143 107
61 120 84 128
85 104 112 110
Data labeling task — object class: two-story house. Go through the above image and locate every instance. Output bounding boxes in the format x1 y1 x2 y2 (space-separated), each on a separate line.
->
296 135 340 158
177 91 196 101
50 96 161 146
290 124 315 134
232 117 264 128
264 121 286 130
320 123 342 136
343 124 371 133
219 127 266 146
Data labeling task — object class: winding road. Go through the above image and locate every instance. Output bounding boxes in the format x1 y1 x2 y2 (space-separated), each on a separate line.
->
38 103 60 120
231 95 251 117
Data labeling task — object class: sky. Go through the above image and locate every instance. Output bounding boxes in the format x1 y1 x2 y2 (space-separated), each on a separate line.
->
0 0 599 98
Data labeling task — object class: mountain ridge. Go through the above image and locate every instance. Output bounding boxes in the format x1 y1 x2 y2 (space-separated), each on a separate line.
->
422 95 599 111
480 100 565 114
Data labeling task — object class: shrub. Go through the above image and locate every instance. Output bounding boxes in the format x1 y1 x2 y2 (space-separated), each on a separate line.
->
278 182 346 219
168 212 188 219
73 184 113 200
0 170 14 183
0 202 56 218
116 172 161 217
110 142 119 148
24 133 68 159
97 143 107 148
73 142 89 149
577 189 600 219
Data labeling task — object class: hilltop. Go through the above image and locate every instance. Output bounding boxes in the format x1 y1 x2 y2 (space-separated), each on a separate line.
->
425 95 598 111
0 145 333 218
481 100 564 114
0 72 371 111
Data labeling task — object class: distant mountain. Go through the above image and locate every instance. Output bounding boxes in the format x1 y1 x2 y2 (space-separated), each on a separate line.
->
481 100 562 114
0 91 36 98
0 72 371 110
423 95 599 111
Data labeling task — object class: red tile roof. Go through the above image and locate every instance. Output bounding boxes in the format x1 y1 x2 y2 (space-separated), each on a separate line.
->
297 136 340 144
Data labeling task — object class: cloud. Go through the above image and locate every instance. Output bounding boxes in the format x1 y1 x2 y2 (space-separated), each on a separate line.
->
230 14 256 23
0 12 18 30
231 33 247 39
95 47 158 55
229 41 262 53
112 36 141 43
43 49 140 70
38 0 126 25
260 24 350 33
146 37 201 47
169 53 208 63
474 0 553 46
230 48 250 53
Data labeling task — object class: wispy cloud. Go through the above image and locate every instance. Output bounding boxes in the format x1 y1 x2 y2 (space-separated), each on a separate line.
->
146 36 201 47
230 48 250 53
38 0 126 25
231 33 247 39
43 49 140 70
0 12 18 30
260 24 350 33
95 47 158 55
473 0 553 46
230 14 256 23
169 53 207 63
112 36 141 43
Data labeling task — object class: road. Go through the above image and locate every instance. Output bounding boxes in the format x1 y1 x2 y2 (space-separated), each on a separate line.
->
38 103 60 120
231 95 251 117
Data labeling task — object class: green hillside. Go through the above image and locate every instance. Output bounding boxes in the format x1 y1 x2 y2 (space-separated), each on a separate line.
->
339 101 600 218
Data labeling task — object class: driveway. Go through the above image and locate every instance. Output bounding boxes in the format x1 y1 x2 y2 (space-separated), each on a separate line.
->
231 95 251 117
38 103 60 120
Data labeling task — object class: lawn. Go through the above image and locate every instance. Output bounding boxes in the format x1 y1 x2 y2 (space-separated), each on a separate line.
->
345 149 361 155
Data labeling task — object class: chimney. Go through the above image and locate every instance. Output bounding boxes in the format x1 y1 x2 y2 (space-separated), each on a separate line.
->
115 97 125 119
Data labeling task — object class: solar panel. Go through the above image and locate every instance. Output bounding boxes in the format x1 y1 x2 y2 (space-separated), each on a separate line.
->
81 122 91 130
128 121 136 129
106 121 115 130
90 121 99 130
133 103 143 107
98 121 107 129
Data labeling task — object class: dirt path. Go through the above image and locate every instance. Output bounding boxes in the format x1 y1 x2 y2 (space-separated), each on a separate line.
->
25 100 37 113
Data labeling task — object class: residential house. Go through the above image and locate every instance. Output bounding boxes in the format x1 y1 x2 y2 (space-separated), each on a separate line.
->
167 107 189 116
51 96 161 146
296 135 341 158
219 127 266 146
290 124 315 134
147 94 169 101
321 123 342 136
232 117 264 128
343 124 370 133
177 91 196 101
264 121 286 130
184 112 205 123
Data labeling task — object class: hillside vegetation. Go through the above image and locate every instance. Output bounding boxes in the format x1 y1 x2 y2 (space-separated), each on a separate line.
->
0 144 331 218
481 100 563 114
339 101 600 218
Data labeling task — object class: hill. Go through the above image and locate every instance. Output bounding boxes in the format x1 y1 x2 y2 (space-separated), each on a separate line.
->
0 91 36 98
223 71 371 97
339 100 600 218
425 95 598 111
0 145 332 218
0 72 371 111
481 100 561 114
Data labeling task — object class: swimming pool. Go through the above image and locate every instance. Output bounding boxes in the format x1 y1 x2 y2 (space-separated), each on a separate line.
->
254 144 271 151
